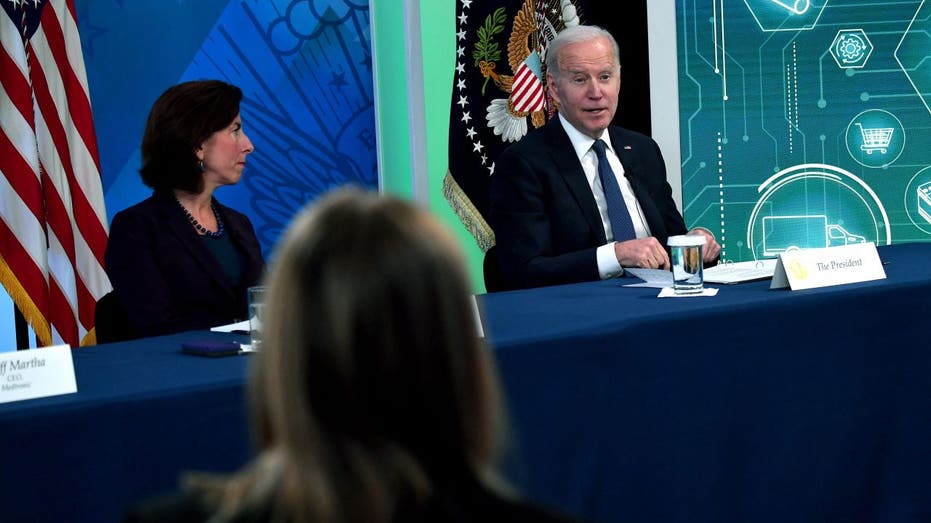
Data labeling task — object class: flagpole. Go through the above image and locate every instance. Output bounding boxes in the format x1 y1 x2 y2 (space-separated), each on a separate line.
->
14 309 28 350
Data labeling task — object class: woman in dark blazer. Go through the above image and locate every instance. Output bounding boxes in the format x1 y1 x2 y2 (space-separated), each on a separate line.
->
104 80 264 339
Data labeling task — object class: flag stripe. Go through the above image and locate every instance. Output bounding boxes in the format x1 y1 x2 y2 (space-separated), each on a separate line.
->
518 90 544 112
0 219 48 314
48 274 77 345
0 42 33 124
59 0 91 94
0 130 45 222
0 164 48 279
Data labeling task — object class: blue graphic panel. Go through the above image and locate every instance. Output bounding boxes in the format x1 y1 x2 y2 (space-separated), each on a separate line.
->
676 0 931 262
79 0 376 256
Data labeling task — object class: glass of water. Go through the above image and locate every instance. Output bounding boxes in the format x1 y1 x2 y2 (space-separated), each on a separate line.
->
667 235 705 295
247 286 266 350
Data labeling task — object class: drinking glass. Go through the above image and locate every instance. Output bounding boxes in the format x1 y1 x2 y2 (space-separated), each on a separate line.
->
247 286 266 350
668 235 705 294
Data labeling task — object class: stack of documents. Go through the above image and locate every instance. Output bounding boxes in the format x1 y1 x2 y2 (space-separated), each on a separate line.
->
703 259 777 284
623 259 777 287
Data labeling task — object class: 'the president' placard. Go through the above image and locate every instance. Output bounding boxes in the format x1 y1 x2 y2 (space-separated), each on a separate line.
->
0 345 77 404
771 243 886 290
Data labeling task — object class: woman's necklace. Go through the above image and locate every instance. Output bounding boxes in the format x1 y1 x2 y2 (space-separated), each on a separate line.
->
176 198 225 238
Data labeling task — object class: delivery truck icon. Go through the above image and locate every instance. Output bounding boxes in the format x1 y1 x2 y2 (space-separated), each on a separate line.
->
918 180 931 225
762 215 866 256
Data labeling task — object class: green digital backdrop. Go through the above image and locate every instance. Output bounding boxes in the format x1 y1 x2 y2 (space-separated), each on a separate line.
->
677 0 931 262
376 0 931 293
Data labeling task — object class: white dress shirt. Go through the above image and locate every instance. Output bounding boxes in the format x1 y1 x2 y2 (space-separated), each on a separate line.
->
558 115 651 278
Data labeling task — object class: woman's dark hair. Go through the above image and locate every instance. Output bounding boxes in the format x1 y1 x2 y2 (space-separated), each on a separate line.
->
197 188 505 523
139 80 243 193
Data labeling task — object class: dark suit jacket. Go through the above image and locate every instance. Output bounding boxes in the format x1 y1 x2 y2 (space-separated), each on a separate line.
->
105 191 265 338
489 118 687 290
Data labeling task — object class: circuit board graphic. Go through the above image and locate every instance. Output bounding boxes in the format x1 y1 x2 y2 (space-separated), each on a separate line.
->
676 0 931 261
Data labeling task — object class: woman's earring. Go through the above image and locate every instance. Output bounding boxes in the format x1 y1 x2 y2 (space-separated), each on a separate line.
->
198 160 205 172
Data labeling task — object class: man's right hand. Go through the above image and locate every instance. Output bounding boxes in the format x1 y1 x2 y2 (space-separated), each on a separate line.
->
614 237 670 270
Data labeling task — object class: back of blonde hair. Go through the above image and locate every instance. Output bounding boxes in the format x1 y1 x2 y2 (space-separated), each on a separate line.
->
209 188 505 523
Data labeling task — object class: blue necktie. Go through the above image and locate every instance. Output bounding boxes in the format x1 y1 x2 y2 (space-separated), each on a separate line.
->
592 139 636 241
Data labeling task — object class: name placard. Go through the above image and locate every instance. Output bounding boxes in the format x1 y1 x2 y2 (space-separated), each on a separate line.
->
0 345 77 404
771 242 886 290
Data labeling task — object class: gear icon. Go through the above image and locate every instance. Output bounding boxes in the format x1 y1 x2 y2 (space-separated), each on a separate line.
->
830 29 873 69
837 35 865 62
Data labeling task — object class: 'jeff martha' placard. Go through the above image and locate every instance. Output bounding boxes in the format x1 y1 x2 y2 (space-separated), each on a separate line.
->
0 345 77 404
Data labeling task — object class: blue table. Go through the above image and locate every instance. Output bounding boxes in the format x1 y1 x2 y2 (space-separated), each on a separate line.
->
0 331 253 523
486 242 931 523
2 242 930 523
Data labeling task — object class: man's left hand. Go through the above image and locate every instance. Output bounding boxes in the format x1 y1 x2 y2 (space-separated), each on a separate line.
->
687 228 720 265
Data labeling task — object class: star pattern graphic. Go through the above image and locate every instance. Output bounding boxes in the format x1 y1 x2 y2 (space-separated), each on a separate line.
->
457 0 486 175
360 50 372 72
330 70 348 88
6 0 41 8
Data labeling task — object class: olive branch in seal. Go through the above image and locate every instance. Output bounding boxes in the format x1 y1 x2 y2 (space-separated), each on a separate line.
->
472 7 507 96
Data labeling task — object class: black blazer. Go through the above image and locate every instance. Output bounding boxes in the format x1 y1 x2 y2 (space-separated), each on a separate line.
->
489 118 687 290
104 192 265 338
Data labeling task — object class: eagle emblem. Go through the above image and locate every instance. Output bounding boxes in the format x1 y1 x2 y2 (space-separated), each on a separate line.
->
475 0 581 143
446 0 585 252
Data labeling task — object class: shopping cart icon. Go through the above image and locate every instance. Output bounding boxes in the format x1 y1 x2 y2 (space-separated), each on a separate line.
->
854 122 893 154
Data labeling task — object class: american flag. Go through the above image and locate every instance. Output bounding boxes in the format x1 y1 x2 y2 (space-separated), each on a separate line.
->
0 0 110 347
509 50 545 114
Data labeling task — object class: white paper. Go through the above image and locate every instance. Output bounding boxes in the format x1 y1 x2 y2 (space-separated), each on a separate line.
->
657 287 719 298
210 319 250 333
704 259 777 284
623 268 674 288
